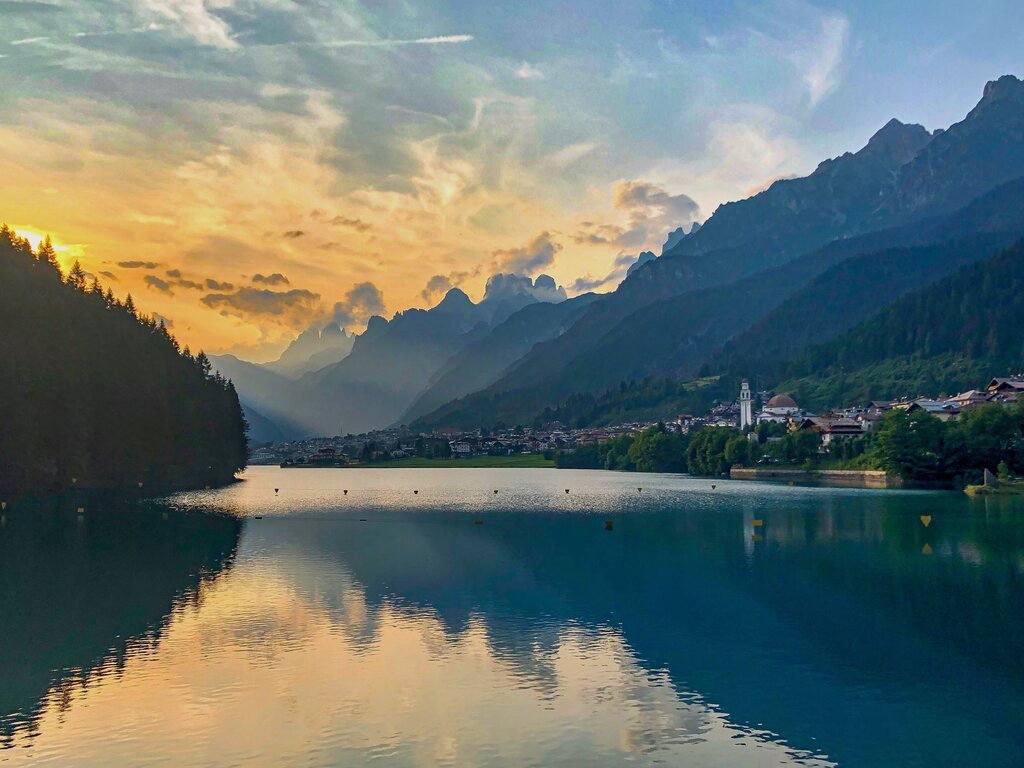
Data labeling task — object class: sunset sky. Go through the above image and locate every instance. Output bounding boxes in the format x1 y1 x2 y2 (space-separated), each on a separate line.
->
2 0 1021 361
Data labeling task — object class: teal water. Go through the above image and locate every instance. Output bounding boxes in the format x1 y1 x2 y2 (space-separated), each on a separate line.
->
2 467 1023 767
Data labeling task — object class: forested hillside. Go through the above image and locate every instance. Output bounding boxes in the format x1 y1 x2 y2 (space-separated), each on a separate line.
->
0 227 248 493
776 239 1024 407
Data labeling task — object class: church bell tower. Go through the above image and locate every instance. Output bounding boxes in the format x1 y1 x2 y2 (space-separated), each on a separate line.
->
739 379 753 430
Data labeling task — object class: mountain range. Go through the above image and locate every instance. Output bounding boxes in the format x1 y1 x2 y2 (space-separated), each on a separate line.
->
217 74 1024 439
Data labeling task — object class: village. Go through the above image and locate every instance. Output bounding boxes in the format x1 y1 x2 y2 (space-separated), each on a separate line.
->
249 375 1024 467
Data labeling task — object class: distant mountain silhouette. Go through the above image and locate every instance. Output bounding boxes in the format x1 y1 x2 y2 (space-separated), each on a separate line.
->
264 323 355 379
218 275 570 437
399 292 599 424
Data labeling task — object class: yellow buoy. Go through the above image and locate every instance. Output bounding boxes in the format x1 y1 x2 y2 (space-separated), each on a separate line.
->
922 543 933 555
920 515 932 527
752 519 764 527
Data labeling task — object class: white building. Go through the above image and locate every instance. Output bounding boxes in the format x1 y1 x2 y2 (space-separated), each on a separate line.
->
739 380 753 430
756 393 801 424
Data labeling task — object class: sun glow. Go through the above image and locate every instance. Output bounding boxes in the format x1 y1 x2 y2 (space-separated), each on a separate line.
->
12 226 87 270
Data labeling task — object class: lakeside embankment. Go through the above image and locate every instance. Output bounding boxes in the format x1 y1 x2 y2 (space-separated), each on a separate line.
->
730 467 906 489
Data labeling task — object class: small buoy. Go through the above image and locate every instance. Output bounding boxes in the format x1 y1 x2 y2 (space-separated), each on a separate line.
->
751 533 763 542
920 515 932 528
414 490 419 495
138 482 143 489
565 489 570 494
274 488 279 494
344 490 348 495
254 515 263 520
752 519 764 527
711 484 717 490
474 519 484 525
1 501 6 511
637 487 642 493
494 490 499 494
77 506 84 514
922 542 933 555
604 520 614 531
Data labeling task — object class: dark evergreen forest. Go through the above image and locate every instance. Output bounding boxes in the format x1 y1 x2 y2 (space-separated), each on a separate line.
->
0 226 248 494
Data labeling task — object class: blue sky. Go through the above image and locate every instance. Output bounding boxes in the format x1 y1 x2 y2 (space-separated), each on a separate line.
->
1 0 1020 358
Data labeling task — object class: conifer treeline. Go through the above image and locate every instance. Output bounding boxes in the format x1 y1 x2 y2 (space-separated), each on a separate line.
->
0 226 248 493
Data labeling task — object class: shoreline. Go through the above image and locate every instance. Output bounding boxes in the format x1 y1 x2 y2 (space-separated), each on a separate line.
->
729 467 932 489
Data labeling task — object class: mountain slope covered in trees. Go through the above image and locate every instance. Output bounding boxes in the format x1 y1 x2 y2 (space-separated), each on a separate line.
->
0 227 248 493
775 239 1024 407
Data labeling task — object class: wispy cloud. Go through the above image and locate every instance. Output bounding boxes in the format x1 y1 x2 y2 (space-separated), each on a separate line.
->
800 15 849 107
515 62 544 80
139 0 237 49
256 34 474 50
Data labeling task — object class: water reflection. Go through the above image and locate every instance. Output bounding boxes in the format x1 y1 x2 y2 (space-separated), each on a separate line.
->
2 469 1023 767
0 497 242 749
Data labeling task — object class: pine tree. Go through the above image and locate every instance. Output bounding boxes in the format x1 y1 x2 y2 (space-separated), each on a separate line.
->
67 260 87 290
37 235 61 275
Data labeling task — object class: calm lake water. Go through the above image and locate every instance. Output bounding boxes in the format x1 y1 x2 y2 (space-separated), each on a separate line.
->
2 467 1023 767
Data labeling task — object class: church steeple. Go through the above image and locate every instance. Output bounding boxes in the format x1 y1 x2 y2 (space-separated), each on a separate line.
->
739 379 753 430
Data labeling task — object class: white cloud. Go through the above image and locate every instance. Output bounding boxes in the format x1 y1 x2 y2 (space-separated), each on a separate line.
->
515 62 545 80
267 34 474 50
139 0 237 49
799 14 849 107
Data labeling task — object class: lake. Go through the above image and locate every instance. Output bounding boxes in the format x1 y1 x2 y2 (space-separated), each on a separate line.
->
2 467 1023 767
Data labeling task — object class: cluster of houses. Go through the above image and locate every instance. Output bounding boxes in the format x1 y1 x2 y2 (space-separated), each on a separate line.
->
250 423 648 466
249 376 1024 465
723 376 1024 446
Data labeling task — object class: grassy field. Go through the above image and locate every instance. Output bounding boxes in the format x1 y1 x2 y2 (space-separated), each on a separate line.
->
379 455 555 469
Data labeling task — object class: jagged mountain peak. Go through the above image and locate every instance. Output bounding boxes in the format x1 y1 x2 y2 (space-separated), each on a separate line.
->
981 74 1024 103
860 118 932 164
434 287 473 311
